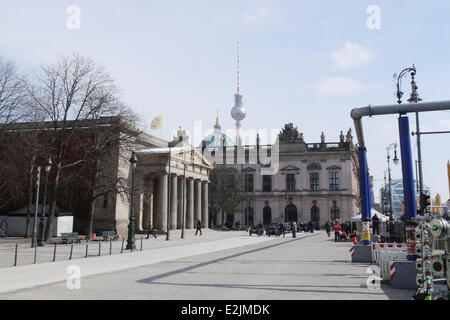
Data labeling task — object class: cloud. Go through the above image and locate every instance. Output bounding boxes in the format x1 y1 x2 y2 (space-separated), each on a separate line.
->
314 76 368 96
243 6 277 25
331 42 375 70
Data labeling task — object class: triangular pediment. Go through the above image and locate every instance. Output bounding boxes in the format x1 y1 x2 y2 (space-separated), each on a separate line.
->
326 165 342 170
307 162 322 170
281 165 300 171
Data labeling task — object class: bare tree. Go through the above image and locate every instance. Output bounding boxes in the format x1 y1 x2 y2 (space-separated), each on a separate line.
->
0 55 33 212
28 53 132 241
0 56 28 137
209 166 244 227
84 114 140 239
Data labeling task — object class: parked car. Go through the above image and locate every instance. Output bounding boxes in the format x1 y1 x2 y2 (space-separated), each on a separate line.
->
265 223 280 237
249 225 264 236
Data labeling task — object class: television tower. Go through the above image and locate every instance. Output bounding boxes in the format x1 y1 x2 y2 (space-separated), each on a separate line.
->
230 41 246 146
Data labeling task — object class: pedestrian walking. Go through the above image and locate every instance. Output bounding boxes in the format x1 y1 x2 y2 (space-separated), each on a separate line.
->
279 222 285 237
146 223 157 239
325 221 331 237
195 219 202 236
333 222 341 242
291 221 297 238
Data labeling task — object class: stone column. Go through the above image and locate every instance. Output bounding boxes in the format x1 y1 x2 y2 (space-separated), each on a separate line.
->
194 179 202 225
186 178 194 229
177 176 184 229
157 174 168 232
201 181 209 228
142 177 152 231
170 174 178 230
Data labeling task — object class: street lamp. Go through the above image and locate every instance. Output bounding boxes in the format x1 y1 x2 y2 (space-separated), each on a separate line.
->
31 166 41 248
386 143 399 217
395 65 425 215
126 151 138 250
38 155 52 246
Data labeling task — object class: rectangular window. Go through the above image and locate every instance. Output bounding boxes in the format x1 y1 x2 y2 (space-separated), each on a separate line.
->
310 172 320 191
262 175 272 192
286 173 296 192
329 171 340 191
244 174 254 192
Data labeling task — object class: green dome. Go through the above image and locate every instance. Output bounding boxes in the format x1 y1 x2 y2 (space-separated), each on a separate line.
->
200 117 235 147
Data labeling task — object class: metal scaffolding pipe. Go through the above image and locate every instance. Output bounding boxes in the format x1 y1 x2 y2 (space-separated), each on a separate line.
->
351 100 450 148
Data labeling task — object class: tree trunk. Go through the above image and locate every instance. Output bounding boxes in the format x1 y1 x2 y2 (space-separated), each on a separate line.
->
221 207 225 227
25 154 36 238
86 194 96 241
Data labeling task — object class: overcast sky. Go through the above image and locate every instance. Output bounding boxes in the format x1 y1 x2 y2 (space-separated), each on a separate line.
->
1 0 449 202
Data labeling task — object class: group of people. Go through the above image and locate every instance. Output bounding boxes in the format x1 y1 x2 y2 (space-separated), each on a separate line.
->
324 220 353 242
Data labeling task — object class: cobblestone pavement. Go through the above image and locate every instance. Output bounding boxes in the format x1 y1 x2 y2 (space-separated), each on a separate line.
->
0 230 414 300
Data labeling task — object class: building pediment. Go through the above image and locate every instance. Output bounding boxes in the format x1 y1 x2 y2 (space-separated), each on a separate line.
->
307 162 322 170
326 165 342 170
242 166 256 172
281 165 300 171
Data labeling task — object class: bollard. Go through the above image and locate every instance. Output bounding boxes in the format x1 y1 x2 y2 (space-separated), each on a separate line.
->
69 244 73 260
33 244 37 264
109 239 112 255
13 243 18 267
85 243 89 258
98 240 101 256
53 243 57 262
140 236 143 251
121 237 124 253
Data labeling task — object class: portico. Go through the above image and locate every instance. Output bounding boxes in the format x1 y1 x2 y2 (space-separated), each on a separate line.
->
133 146 212 233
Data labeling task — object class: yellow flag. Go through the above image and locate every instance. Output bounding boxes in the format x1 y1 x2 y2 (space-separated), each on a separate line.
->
151 114 163 129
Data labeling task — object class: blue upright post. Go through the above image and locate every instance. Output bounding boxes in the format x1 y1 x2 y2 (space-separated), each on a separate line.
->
358 147 372 245
398 116 417 220
398 116 418 261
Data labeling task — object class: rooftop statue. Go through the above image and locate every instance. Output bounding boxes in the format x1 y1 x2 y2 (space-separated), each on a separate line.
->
279 123 305 144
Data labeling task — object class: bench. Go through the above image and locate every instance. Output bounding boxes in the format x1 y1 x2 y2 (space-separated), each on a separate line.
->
61 232 81 244
102 230 119 241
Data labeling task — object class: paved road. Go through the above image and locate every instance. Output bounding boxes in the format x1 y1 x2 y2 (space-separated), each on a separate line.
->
0 231 414 300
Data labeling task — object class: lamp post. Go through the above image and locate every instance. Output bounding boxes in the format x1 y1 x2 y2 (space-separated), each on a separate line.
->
126 151 138 250
38 156 52 247
166 141 177 241
396 65 424 214
386 143 399 217
31 166 41 248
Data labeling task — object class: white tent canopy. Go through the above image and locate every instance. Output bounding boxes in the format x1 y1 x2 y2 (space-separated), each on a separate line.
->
351 209 390 222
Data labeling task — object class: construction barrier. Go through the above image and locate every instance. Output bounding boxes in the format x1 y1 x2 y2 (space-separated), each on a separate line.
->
369 242 408 281
372 242 406 264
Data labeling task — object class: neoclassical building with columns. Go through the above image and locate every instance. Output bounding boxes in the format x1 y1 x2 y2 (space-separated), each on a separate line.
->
93 129 213 236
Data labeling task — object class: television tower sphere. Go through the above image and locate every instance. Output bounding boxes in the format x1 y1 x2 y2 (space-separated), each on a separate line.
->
231 93 246 122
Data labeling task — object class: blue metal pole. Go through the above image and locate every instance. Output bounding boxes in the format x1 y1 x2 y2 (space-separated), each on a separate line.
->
398 116 417 220
398 116 418 261
358 147 371 245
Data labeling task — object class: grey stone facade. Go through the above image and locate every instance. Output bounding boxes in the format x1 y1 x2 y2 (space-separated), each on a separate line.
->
205 123 360 226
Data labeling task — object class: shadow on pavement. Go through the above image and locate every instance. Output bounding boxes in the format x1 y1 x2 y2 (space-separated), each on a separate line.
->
137 234 319 284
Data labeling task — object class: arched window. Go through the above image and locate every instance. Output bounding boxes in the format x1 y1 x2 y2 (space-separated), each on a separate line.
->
311 200 320 223
285 204 298 223
263 206 272 225
330 201 340 221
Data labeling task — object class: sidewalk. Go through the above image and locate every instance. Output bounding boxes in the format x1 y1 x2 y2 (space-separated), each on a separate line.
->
0 229 249 268
0 230 275 294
